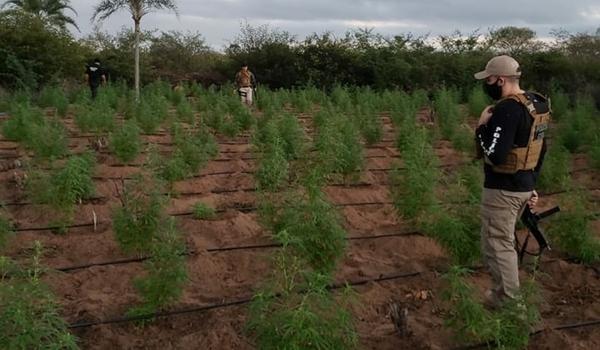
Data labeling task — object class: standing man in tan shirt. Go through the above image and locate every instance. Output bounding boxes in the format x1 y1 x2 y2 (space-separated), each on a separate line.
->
235 63 257 107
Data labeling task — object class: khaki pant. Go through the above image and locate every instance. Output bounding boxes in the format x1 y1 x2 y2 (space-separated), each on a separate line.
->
480 188 532 302
238 87 253 106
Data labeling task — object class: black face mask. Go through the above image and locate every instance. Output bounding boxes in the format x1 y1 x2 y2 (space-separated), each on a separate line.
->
483 81 503 100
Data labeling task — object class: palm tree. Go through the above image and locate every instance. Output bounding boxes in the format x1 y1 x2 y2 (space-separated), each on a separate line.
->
1 0 79 30
92 0 178 101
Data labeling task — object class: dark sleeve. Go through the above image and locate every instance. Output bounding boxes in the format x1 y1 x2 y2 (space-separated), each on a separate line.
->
475 100 522 165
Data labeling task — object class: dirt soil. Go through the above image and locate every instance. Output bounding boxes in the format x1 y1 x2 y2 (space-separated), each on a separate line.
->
1 109 599 350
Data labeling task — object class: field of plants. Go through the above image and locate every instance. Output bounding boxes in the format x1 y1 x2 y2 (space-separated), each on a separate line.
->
1 82 600 349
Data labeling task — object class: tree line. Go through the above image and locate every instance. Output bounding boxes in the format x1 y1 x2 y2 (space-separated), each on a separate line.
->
1 1 599 103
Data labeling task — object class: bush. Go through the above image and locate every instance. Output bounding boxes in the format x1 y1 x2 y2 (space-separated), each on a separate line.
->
192 202 216 220
0 242 78 349
315 114 363 179
176 98 195 123
25 119 68 161
271 190 347 275
467 86 490 118
112 176 165 254
27 153 95 227
128 218 187 316
443 266 540 349
537 146 571 192
74 102 115 133
0 215 14 249
256 134 289 193
248 255 357 350
423 207 480 265
547 190 600 264
1 102 43 142
37 86 69 117
434 88 461 141
109 120 142 163
391 127 439 220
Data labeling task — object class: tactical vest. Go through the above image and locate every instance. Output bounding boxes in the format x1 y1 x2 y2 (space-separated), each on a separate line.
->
484 93 551 174
238 71 252 87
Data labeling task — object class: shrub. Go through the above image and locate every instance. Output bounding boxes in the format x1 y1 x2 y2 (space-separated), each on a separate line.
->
0 214 14 249
277 113 306 160
443 266 540 349
0 242 78 349
557 103 594 153
248 255 357 350
25 118 68 161
1 102 44 142
112 176 165 254
271 190 346 275
547 189 600 264
549 90 569 121
27 153 95 227
176 98 195 123
256 135 289 193
109 120 142 163
315 115 363 179
37 86 69 117
391 127 439 220
434 88 461 141
128 218 187 316
75 102 116 133
467 86 490 118
192 202 216 220
537 146 571 192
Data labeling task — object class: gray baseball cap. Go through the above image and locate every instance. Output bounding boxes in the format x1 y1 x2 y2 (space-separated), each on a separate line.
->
474 55 521 80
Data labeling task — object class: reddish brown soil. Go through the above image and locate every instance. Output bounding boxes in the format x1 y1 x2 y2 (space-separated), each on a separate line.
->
1 110 599 349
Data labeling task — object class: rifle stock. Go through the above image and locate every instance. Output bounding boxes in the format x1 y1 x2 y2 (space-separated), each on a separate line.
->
519 205 560 259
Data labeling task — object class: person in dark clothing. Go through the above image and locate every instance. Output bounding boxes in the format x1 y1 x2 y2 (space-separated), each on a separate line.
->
474 55 550 307
85 58 106 99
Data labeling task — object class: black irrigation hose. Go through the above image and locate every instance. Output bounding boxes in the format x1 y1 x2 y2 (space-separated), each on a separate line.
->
54 230 423 273
452 319 600 350
11 200 397 232
67 270 423 329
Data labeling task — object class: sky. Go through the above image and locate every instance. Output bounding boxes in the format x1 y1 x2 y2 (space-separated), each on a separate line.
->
69 0 600 49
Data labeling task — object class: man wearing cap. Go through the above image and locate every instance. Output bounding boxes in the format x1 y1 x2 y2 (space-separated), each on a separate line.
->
474 55 550 307
85 58 107 100
235 63 257 106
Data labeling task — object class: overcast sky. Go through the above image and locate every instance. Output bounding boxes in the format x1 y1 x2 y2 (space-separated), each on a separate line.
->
69 0 600 48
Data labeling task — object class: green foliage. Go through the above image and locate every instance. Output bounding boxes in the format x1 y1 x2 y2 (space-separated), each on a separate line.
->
434 88 461 140
37 85 69 117
2 101 44 142
74 102 116 133
557 102 595 153
549 90 569 121
25 117 68 161
423 207 480 265
176 98 195 123
547 190 600 264
443 266 540 349
109 120 142 163
277 113 306 160
467 86 490 118
192 202 216 220
0 214 14 250
134 94 169 134
353 102 383 145
153 126 218 183
391 127 439 220
537 146 571 192
0 242 78 349
315 112 363 179
112 176 165 254
247 254 357 350
27 153 95 226
128 218 188 316
590 136 600 170
256 130 290 192
270 190 347 275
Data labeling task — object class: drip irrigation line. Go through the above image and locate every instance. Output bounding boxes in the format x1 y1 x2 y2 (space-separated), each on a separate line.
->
67 270 423 329
53 230 423 272
11 200 397 232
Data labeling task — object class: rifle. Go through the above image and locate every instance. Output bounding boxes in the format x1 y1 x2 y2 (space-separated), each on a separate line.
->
518 205 560 263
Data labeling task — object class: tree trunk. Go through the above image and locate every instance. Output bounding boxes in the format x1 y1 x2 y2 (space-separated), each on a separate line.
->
134 18 141 102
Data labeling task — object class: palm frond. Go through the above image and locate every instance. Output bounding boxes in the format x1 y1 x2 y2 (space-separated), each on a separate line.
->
92 0 128 22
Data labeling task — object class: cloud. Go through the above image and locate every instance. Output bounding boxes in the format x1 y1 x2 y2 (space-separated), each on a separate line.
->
70 0 599 47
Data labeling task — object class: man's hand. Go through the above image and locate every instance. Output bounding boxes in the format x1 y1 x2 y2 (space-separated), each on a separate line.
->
528 190 539 209
478 105 494 127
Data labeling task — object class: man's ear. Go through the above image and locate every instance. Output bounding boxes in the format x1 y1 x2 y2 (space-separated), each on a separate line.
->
497 78 505 86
